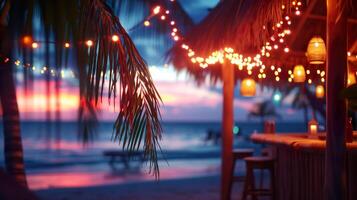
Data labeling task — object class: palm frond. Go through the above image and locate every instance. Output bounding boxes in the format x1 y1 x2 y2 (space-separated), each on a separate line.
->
4 0 162 176
76 0 162 177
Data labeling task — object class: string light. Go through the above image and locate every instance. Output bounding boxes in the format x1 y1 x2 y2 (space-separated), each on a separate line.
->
0 55 75 79
153 6 161 15
86 40 93 47
144 20 150 26
10 1 354 86
31 42 39 49
111 34 119 42
23 36 32 45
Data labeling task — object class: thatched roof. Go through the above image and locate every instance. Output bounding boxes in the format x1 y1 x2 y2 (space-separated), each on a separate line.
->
167 0 357 86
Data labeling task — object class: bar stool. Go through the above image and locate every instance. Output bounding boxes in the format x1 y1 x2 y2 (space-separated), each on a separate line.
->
229 149 254 198
242 156 275 200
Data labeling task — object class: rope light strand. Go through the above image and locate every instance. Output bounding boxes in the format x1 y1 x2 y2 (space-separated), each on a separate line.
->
141 1 340 85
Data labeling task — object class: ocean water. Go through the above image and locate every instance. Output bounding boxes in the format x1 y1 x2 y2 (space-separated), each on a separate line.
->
0 121 307 168
0 121 307 189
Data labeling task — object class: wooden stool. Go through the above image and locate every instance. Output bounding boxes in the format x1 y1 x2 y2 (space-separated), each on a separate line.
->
229 149 254 198
242 156 275 200
261 148 270 157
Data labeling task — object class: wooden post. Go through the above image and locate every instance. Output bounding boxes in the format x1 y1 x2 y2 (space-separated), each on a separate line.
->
325 0 348 199
221 63 234 200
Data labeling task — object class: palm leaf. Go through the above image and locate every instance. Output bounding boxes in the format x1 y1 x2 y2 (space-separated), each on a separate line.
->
4 0 162 177
76 0 162 177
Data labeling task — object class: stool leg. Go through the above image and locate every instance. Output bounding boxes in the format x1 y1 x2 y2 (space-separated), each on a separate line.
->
259 169 264 189
229 159 236 198
242 164 250 200
270 167 276 200
250 170 258 200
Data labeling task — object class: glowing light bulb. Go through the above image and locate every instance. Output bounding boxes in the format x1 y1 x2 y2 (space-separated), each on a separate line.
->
161 15 166 20
23 36 32 45
112 34 119 42
64 42 70 48
86 40 93 47
144 20 150 26
170 21 175 25
153 6 161 14
31 42 39 49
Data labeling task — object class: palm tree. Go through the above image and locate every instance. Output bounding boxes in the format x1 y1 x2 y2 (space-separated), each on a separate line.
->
247 100 281 122
281 85 326 130
0 0 162 187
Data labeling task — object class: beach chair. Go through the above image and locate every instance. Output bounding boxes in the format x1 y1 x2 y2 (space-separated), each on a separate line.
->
103 150 145 169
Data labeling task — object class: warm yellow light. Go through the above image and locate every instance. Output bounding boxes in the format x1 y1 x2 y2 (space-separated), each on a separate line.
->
348 72 356 86
306 36 326 64
293 65 306 83
23 36 32 45
144 20 150 26
111 34 119 42
240 78 256 97
316 85 324 98
31 42 39 49
64 42 70 48
161 15 166 20
153 6 161 14
86 40 93 47
308 119 318 136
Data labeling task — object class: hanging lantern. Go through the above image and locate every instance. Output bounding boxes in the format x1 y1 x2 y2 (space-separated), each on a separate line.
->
240 78 256 97
315 85 324 98
293 65 306 83
306 36 326 64
347 71 356 86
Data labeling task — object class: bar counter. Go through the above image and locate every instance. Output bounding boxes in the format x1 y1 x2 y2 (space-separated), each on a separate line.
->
250 133 357 200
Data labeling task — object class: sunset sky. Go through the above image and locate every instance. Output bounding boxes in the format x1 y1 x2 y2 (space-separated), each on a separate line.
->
13 0 304 122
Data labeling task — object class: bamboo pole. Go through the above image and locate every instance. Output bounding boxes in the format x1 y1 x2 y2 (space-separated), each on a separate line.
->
221 63 234 200
325 0 348 199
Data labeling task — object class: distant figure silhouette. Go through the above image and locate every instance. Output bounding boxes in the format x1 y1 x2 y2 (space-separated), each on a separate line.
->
204 129 221 145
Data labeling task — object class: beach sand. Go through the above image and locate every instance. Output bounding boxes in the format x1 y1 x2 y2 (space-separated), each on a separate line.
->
36 175 244 200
